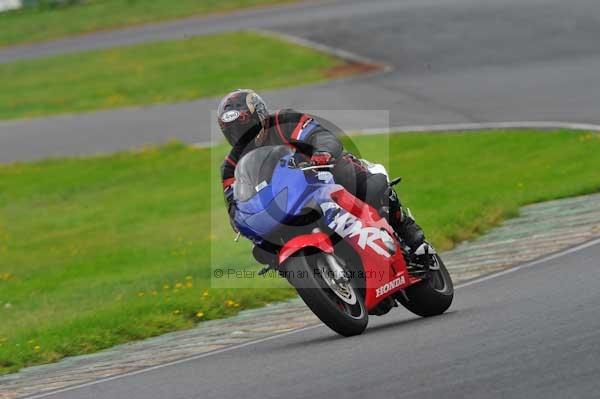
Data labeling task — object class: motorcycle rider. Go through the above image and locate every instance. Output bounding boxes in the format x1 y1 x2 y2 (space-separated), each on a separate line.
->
218 89 425 261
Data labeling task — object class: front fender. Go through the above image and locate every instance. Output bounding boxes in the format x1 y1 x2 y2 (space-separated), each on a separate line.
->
278 232 334 265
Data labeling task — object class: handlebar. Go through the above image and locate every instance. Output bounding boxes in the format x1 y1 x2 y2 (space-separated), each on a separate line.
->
300 164 335 171
287 156 335 171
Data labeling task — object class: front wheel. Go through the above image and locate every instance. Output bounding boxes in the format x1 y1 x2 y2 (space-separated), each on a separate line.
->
397 254 454 317
284 251 368 336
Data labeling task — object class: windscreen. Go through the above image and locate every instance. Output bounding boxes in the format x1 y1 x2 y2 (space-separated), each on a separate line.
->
234 145 293 202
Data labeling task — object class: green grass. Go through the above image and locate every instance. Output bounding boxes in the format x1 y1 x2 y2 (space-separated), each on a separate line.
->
1 129 599 374
0 31 342 120
0 0 297 48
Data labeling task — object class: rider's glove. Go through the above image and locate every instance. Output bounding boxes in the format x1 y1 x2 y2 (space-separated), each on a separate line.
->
311 151 333 166
224 184 234 205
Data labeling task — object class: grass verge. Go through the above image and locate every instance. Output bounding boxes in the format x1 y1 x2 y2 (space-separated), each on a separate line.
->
0 0 298 48
0 129 599 374
0 30 342 120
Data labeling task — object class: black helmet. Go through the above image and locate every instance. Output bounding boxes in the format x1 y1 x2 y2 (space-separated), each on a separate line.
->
217 89 268 147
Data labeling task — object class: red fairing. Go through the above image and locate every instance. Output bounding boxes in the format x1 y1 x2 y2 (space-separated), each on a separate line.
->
329 188 420 310
278 232 334 265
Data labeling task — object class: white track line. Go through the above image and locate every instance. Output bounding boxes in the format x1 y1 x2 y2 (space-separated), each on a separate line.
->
21 237 600 399
193 121 600 148
357 121 600 135
454 237 600 289
22 325 323 399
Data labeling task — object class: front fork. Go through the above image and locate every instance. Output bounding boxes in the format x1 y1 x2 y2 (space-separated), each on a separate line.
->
322 253 349 284
405 242 439 278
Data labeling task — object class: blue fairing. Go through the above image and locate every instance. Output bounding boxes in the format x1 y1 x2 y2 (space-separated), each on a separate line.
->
233 152 336 244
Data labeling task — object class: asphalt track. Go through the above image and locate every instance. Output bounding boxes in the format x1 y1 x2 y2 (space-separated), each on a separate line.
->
26 240 600 399
2 0 600 162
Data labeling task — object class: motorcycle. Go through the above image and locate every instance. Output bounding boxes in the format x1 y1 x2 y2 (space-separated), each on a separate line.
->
232 145 453 336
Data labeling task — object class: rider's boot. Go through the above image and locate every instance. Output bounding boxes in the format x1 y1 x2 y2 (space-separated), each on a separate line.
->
387 188 425 252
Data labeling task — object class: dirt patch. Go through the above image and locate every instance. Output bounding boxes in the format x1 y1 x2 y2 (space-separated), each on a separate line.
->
324 61 385 79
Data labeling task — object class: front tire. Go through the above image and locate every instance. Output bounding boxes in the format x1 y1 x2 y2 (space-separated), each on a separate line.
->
284 251 368 336
397 254 454 317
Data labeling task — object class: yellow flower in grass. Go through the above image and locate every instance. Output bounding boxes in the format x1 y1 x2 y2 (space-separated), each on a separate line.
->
196 311 204 318
173 310 181 315
105 94 125 107
34 345 41 352
202 290 209 298
579 133 596 142
225 299 238 307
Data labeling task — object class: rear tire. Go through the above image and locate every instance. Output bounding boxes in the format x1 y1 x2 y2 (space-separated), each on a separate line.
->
284 251 368 336
397 254 454 317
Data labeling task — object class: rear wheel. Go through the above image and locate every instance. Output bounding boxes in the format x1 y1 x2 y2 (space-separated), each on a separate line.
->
284 251 368 336
397 254 454 317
